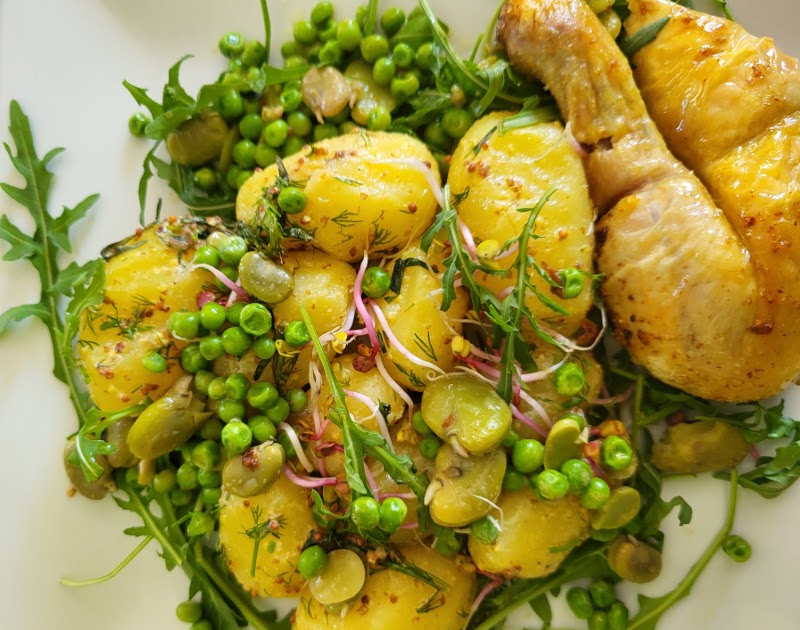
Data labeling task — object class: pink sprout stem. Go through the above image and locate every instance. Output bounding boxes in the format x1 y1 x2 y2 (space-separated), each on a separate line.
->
374 354 415 420
346 328 369 337
192 263 248 297
510 403 549 439
370 303 443 376
460 356 502 380
278 422 314 473
282 465 339 489
457 218 478 259
364 465 380 496
588 384 635 406
354 251 381 354
374 158 444 208
345 389 394 450
470 576 504 615
400 520 419 530
518 358 567 383
493 241 519 261
196 291 216 309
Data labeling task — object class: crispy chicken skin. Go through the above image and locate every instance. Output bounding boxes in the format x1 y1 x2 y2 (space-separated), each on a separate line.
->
497 0 800 402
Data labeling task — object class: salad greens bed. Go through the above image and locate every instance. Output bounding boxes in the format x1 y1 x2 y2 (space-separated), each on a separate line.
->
1 0 799 629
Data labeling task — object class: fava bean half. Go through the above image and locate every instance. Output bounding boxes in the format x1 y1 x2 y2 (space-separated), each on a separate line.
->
222 441 285 497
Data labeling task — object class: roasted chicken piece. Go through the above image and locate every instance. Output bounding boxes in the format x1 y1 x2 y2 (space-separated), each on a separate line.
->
497 0 800 402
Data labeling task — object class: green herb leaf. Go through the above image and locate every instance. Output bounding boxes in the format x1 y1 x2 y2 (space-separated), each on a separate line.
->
620 16 670 58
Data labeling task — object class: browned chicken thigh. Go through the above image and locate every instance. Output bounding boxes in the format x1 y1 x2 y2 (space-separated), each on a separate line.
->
497 0 800 402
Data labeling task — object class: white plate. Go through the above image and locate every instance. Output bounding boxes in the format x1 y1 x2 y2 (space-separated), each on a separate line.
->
0 1 797 628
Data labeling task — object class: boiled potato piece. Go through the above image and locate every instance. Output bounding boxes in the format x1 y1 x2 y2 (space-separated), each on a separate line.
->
650 421 750 474
314 352 407 475
293 544 475 630
219 475 321 598
79 226 213 410
375 245 469 391
468 490 590 578
449 112 595 337
236 131 440 262
214 250 354 391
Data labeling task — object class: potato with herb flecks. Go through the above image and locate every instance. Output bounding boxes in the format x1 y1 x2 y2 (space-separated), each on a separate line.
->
293 544 476 630
78 225 213 411
449 112 595 337
236 131 440 262
374 245 469 391
468 490 590 578
219 475 322 598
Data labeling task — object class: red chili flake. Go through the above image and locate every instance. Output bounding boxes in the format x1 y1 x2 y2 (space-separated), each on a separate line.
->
242 448 259 471
353 355 375 372
423 160 431 168
115 342 125 353
466 162 476 173
135 227 144 237
558 229 569 240
120 393 131 403
407 202 418 213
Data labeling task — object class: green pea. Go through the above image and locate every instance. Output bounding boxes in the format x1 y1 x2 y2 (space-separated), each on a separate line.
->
381 8 406 36
554 362 585 396
201 487 222 506
318 18 338 42
391 73 420 102
601 436 633 471
588 610 609 630
199 302 226 331
197 468 222 489
432 526 461 556
199 418 224 441
282 136 305 157
169 311 201 339
142 351 167 373
589 580 616 610
218 398 247 423
239 303 273 337
287 111 313 137
207 377 228 401
411 409 432 435
199 334 226 361
415 42 436 69
441 108 475 139
355 4 368 27
280 88 303 113
225 166 242 189
225 373 250 400
255 143 278 167
277 186 308 214
218 235 248 266
171 488 193 506
722 534 752 563
192 168 217 193
351 496 381 530
194 370 215 395
277 431 297 459
227 302 245 325
511 439 544 474
219 89 244 120
367 106 392 131
424 121 449 149
263 119 290 147
311 1 334 25
361 34 390 63
284 320 310 346
248 415 277 442
194 246 220 270
242 39 266 66
294 20 317 45
228 57 245 74
281 40 300 58
221 420 253 454
219 32 245 57
608 602 629 630
559 267 585 299
247 381 280 410
379 497 408 533
361 267 391 298
501 429 520 448
153 469 177 494
340 121 359 134
566 586 594 620
419 435 441 459
265 398 291 424
221 326 252 356
535 469 570 499
253 336 277 360
561 458 593 494
392 42 415 68
176 600 203 624
558 411 587 429
313 123 339 142
502 469 527 492
176 462 199 490
181 344 209 373
128 111 150 137
372 57 396 86
192 440 221 471
581 477 611 509
470 515 500 545
298 545 328 578
286 388 308 413
238 113 264 141
319 39 344 66
336 19 362 52
235 169 253 190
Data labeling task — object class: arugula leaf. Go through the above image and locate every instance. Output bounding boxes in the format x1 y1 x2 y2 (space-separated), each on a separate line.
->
627 472 739 629
619 17 670 58
0 100 104 431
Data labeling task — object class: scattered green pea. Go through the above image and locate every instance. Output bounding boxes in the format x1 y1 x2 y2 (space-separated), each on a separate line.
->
199 418 224 441
219 32 245 57
362 266 391 298
419 435 441 459
722 534 752 563
607 602 629 630
601 436 633 471
441 108 475 139
372 56 396 86
238 113 264 141
298 545 328 578
192 440 221 472
561 458 593 494
225 372 250 400
194 370 215 395
581 477 611 510
200 302 226 331
294 20 318 45
248 415 278 442
265 397 291 424
391 73 420 101
535 469 570 499
199 334 225 361
286 388 308 413
226 302 245 325
336 19 362 52
367 106 392 131
207 377 227 401
554 362 585 396
411 409 432 435
512 439 545 474
319 39 344 65
239 303 273 336
313 123 339 142
589 580 616 609
247 381 280 410
181 344 209 373
588 610 609 630
381 8 406 36
284 320 310 346
176 462 199 490
169 311 201 339
559 267 585 299
201 487 222 506
253 336 277 360
218 235 248 266
566 586 594 620
171 488 193 506
128 112 150 137
221 420 253 454
255 143 278 167
470 515 500 545
219 89 244 120
287 111 313 137
278 186 308 214
153 469 177 494
221 326 252 356
351 496 381 530
263 119 290 148
142 351 167 373
197 468 222 489
176 600 203 624
502 469 527 492
218 398 247 423
280 88 303 113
